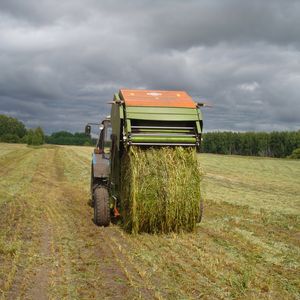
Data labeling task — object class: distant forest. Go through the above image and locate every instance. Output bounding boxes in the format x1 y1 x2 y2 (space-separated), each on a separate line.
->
1 114 299 158
0 114 94 146
202 131 300 158
45 131 95 146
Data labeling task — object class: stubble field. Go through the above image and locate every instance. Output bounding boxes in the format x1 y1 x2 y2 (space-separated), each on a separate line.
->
0 143 299 299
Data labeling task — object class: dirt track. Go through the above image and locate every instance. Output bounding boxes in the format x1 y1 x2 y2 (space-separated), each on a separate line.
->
0 144 299 299
0 145 158 299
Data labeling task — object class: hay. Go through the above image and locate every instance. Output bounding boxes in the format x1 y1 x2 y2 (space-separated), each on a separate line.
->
120 147 202 234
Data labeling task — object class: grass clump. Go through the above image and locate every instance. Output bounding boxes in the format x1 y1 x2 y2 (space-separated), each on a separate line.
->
287 148 300 159
120 147 202 234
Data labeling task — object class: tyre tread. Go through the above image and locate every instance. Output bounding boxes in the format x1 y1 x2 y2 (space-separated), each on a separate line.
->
94 187 110 226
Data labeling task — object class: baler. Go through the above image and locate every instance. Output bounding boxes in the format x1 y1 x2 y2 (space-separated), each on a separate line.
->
85 89 203 226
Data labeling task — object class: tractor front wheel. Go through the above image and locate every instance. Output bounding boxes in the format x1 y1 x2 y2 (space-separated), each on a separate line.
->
94 186 110 226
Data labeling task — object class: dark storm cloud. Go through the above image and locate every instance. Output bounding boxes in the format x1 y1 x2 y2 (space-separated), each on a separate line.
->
0 0 299 133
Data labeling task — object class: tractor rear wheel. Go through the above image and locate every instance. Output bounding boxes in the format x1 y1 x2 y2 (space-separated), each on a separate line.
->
94 186 110 226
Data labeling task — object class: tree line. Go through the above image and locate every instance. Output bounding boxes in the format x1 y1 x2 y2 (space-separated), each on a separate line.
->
1 114 299 157
45 131 94 146
202 131 300 158
0 114 94 146
0 115 44 145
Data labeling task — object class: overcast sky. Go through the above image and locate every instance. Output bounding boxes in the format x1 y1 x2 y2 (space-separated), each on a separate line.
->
0 0 299 133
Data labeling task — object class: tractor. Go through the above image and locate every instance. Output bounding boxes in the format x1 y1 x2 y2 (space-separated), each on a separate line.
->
85 89 204 226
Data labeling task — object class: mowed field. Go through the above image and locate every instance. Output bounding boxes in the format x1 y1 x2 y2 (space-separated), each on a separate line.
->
0 143 299 300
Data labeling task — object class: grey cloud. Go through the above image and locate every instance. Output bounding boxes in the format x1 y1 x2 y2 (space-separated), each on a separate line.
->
0 0 299 133
142 0 300 50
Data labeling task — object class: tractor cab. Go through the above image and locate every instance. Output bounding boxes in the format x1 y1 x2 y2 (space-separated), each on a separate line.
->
85 117 112 158
96 118 112 159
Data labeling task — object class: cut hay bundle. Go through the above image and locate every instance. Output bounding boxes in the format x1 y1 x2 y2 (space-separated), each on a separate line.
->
120 147 202 234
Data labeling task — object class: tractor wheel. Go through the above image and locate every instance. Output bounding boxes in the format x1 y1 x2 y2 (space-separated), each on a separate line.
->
94 187 110 226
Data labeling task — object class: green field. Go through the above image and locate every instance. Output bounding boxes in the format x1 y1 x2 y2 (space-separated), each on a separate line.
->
0 143 299 299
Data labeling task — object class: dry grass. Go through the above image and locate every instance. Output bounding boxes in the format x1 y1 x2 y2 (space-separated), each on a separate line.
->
0 144 299 299
121 147 202 233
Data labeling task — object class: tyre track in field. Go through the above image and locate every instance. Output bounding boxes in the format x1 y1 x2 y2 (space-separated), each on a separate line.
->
0 148 34 177
52 147 156 299
0 148 47 299
107 229 170 299
95 227 157 299
0 145 155 299
1 147 78 299
3 147 80 299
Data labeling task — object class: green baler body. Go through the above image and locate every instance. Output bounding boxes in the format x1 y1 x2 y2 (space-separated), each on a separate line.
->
109 91 203 199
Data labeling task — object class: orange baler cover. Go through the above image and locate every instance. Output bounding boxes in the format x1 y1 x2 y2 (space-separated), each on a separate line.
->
119 89 196 108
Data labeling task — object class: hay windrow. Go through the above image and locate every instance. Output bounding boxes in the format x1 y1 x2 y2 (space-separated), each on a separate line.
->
120 147 202 234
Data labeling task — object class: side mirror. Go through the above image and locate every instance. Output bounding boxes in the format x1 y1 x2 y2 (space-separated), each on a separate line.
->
85 124 91 135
